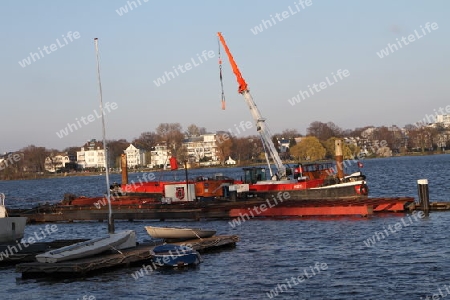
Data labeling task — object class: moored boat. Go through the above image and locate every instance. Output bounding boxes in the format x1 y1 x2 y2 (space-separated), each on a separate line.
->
227 163 368 200
35 230 136 263
145 226 216 242
150 244 202 267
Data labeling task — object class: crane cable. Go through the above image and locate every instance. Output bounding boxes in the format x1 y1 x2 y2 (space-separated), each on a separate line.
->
218 37 226 110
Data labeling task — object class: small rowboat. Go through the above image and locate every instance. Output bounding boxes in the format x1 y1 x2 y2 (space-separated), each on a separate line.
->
145 226 216 242
150 244 202 267
35 230 136 263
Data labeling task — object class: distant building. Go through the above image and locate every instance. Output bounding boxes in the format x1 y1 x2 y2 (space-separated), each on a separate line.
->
124 144 146 168
361 127 376 139
277 138 291 153
225 156 236 165
76 139 105 169
182 133 220 163
149 144 171 168
435 115 450 127
44 154 71 173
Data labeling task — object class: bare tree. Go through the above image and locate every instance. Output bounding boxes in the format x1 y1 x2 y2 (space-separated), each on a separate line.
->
307 121 343 141
0 151 24 180
21 145 49 173
185 124 207 137
175 145 189 163
132 131 158 151
107 139 129 168
156 123 184 152
231 137 255 163
215 133 233 164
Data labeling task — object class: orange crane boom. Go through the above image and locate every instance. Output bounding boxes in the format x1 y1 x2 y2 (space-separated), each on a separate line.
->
217 32 287 180
217 32 248 94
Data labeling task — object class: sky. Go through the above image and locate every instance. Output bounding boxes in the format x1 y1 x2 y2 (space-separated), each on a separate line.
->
0 0 449 153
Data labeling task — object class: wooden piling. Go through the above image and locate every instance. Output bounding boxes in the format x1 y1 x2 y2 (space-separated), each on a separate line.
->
335 139 344 181
417 179 430 215
121 154 128 185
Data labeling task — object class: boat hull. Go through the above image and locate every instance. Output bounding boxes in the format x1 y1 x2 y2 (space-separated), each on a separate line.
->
248 180 368 199
145 226 216 241
150 244 202 267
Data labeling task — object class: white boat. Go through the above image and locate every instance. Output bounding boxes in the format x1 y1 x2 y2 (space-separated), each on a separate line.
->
0 193 27 243
35 230 136 263
145 226 216 241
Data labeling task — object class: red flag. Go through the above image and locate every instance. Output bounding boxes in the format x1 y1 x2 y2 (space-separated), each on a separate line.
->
357 161 363 168
169 157 178 170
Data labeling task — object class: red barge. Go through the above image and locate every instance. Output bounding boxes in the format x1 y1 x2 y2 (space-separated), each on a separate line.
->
9 33 415 222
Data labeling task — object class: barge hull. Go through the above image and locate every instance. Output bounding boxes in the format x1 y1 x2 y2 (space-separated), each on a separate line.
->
13 197 415 222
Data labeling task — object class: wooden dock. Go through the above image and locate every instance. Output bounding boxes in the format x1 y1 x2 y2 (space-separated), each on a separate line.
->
15 235 239 278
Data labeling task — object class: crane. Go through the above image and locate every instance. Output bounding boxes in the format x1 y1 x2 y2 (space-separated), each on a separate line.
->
217 32 286 180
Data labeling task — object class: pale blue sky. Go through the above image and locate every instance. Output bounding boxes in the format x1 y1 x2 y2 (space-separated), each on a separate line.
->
0 0 449 153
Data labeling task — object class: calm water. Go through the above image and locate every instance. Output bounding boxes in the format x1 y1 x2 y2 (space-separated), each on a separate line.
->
0 155 449 299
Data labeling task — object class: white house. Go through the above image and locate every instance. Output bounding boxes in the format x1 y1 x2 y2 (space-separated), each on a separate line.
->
182 133 220 163
77 139 105 169
149 144 171 168
44 154 71 172
124 144 146 168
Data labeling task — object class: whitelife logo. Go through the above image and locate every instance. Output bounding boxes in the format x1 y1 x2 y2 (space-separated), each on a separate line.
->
287 69 350 106
55 102 118 139
18 31 81 68
376 22 439 58
250 0 313 35
115 0 149 16
153 50 215 87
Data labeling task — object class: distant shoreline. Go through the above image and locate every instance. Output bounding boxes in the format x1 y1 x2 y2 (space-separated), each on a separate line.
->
1 152 448 181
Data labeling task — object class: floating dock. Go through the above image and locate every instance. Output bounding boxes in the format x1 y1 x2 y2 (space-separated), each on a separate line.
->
16 235 239 278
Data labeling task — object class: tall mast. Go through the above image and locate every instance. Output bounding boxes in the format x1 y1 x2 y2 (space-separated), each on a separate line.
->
94 38 114 234
217 32 286 180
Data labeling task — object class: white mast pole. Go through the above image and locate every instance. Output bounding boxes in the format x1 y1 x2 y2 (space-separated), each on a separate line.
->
94 38 114 234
